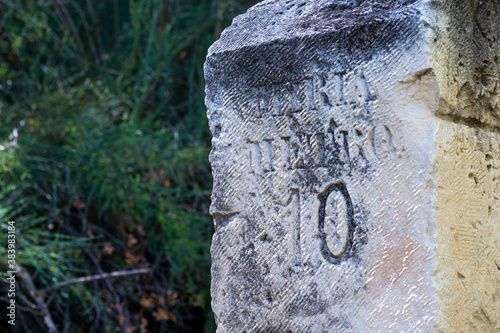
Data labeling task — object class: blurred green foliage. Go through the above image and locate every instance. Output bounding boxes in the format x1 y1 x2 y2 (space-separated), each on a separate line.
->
0 0 257 331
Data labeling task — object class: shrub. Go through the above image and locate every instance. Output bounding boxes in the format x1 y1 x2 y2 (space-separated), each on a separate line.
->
0 0 257 331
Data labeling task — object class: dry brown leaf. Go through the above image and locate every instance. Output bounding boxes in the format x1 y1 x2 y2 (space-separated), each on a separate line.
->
153 309 176 322
140 297 155 309
138 262 150 269
127 234 138 248
125 252 140 265
136 224 146 236
153 309 169 321
102 242 115 255
140 317 148 333
124 326 137 333
72 194 86 209
167 291 178 307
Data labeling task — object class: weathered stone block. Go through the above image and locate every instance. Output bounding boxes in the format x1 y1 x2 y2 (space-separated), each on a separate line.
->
205 1 500 331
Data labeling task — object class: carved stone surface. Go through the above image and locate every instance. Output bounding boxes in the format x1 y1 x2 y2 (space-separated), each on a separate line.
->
205 1 500 331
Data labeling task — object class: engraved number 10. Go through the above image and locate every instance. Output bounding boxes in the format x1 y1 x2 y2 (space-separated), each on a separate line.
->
289 183 354 266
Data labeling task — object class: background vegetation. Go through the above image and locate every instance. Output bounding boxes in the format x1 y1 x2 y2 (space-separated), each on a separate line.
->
0 0 256 331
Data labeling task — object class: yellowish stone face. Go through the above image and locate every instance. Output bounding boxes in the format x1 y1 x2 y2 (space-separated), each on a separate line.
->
433 124 500 332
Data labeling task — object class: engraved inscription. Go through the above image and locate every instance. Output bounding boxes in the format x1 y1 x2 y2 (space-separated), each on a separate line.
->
315 72 345 107
245 124 395 174
248 141 262 175
248 69 373 117
372 125 394 159
280 183 356 267
290 190 302 266
318 183 355 263
262 139 274 173
231 68 393 268
280 189 303 267
351 71 375 106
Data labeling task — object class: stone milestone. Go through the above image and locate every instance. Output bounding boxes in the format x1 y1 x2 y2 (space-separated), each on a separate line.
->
205 0 500 332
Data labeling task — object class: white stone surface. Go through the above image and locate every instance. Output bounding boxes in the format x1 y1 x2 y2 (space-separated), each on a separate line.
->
205 1 500 331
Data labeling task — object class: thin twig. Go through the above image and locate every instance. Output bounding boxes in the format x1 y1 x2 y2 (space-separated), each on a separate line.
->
51 0 84 51
87 222 129 252
18 288 39 310
0 0 16 31
59 221 120 328
16 265 59 333
71 0 99 61
85 0 104 59
43 268 152 294
113 0 119 44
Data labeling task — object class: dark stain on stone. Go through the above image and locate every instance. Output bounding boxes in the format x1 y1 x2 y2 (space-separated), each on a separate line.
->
206 3 421 93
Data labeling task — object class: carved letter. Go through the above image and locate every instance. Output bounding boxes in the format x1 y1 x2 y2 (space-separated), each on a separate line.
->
372 125 394 159
351 71 375 105
314 71 345 109
290 134 304 169
248 141 263 175
262 139 275 173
